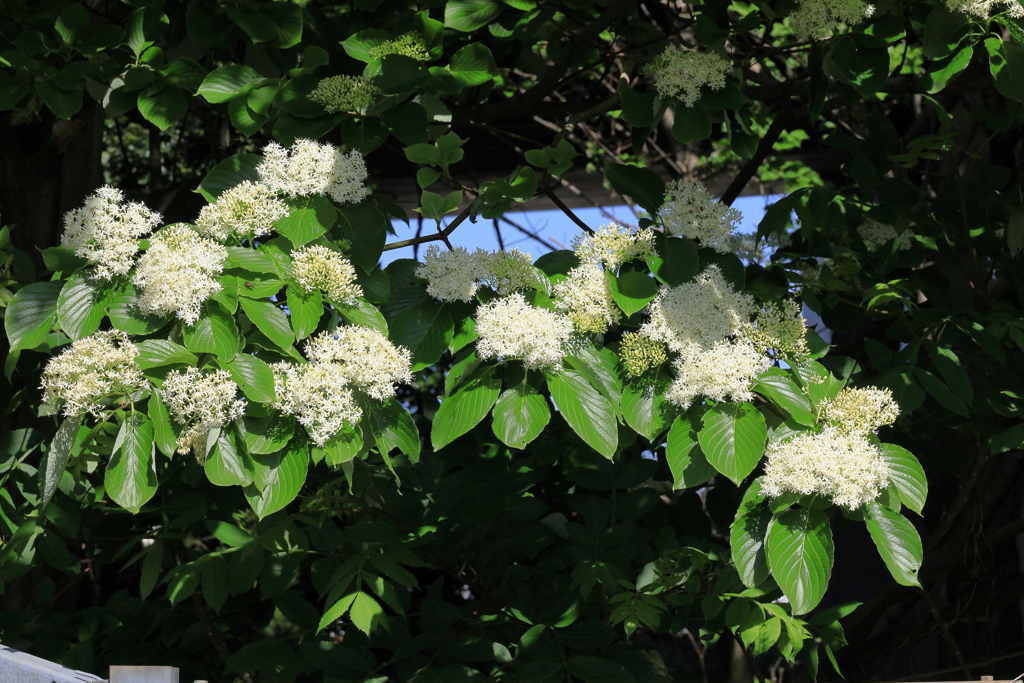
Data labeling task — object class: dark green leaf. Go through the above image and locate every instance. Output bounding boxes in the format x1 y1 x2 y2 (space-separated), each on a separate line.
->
57 275 107 340
36 78 82 119
195 153 262 202
239 299 295 353
448 43 499 86
109 285 171 336
862 502 922 587
698 402 767 486
149 389 177 458
135 340 197 369
732 482 771 588
226 355 277 403
432 365 500 449
666 414 715 489
205 424 255 487
275 195 337 247
547 368 618 459
39 415 82 511
5 281 63 352
138 84 186 130
183 304 241 361
621 372 675 442
287 285 323 342
878 443 927 515
492 381 550 449
105 414 158 513
604 162 666 215
389 302 453 371
753 369 815 426
367 399 420 461
245 439 308 519
672 101 712 144
197 64 262 103
566 656 635 683
766 507 833 614
380 102 429 145
445 0 504 31
607 269 659 317
245 415 296 455
334 204 389 272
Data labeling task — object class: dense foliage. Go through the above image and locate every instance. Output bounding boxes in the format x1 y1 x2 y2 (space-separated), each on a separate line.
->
1 0 1023 682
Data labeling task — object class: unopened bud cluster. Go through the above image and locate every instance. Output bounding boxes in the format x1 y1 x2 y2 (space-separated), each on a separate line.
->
290 245 363 304
309 75 380 114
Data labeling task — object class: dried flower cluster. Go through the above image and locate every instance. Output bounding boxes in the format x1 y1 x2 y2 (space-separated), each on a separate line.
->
61 186 162 279
308 75 380 114
257 139 368 205
272 362 362 446
290 245 363 304
645 47 730 107
659 180 742 253
194 181 290 241
572 224 657 270
161 368 246 457
475 293 574 371
761 428 890 509
858 218 913 252
304 327 413 401
789 0 875 38
40 331 149 417
133 225 227 325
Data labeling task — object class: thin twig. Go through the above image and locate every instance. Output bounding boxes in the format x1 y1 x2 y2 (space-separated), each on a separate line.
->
892 649 1024 681
720 112 790 207
383 205 473 251
545 188 593 234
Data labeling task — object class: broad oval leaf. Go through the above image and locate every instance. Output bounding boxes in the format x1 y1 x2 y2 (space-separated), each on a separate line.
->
5 281 63 352
239 298 294 353
287 285 323 342
148 389 178 458
57 275 108 340
432 365 500 449
205 424 255 487
765 507 834 615
226 354 277 403
389 302 453 371
334 204 389 272
196 152 262 202
274 195 336 247
244 414 296 455
698 402 767 486
109 285 172 335
184 303 242 361
547 368 618 459
135 339 197 369
105 413 158 513
323 426 364 466
666 414 715 490
245 438 309 519
366 399 421 462
492 381 550 449
731 480 771 589
444 0 503 32
878 443 927 515
197 64 262 104
863 502 923 587
621 371 675 442
754 368 815 426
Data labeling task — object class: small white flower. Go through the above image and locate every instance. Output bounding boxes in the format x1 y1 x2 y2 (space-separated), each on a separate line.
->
61 186 162 279
858 218 912 252
480 248 543 296
304 327 413 401
257 139 368 205
665 340 771 409
161 367 246 457
788 0 874 38
640 265 756 356
553 264 621 334
290 245 363 305
475 293 574 371
761 427 890 509
272 361 362 446
133 224 227 325
660 180 742 253
819 386 900 435
645 47 730 108
741 300 809 357
572 224 657 271
416 245 489 303
946 0 1023 17
194 181 290 241
40 330 149 418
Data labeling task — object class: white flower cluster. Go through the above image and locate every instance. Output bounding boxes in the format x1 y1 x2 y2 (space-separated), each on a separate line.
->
572 224 657 270
161 367 246 457
640 265 756 356
659 180 742 253
761 428 890 509
666 340 771 409
194 181 290 241
645 47 730 108
947 0 1024 17
133 224 227 325
553 264 620 334
290 245 363 304
819 386 900 435
789 0 875 38
475 293 574 371
40 330 149 417
61 186 162 280
308 75 380 114
304 327 413 401
271 361 362 446
416 246 542 303
741 300 809 357
257 139 368 205
858 218 912 252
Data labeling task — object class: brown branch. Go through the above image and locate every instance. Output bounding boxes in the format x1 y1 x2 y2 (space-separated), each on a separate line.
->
382 205 473 251
891 649 1024 681
545 188 594 234
720 112 791 207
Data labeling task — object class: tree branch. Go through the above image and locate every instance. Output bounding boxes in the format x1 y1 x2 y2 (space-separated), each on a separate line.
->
383 205 474 251
545 188 594 234
720 112 790 207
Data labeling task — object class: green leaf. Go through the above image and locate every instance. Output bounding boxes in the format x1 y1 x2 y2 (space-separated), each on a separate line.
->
228 97 267 137
912 367 969 416
39 415 82 511
619 86 657 127
924 342 973 406
989 422 1024 455
5 281 62 352
753 369 815 426
197 64 262 103
334 204 388 272
266 2 304 48
109 285 171 336
139 541 163 600
105 414 158 513
698 402 767 486
366 399 420 461
832 39 889 97
878 443 927 515
161 57 206 92
604 162 666 215
342 28 390 63
318 592 359 632
205 424 255 487
226 355 277 403
862 502 922 587
671 101 712 144
766 508 834 614
492 381 550 449
371 54 428 95
149 390 177 458
183 304 241 361
380 102 429 145
138 84 186 130
666 414 715 489
287 285 323 342
323 426 365 466
239 299 295 353
57 275 107 340
621 372 675 442
389 302 453 371
923 6 970 59
195 153 262 202
547 368 618 459
923 44 973 93
445 0 504 32
337 298 389 335
135 339 197 369
448 43 499 86
732 483 772 588
432 365 500 449
168 565 200 607
566 656 635 683
275 195 337 247
245 438 308 519
649 236 700 286
41 246 87 274
245 415 296 455
608 269 659 317
36 78 82 119
201 555 229 612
